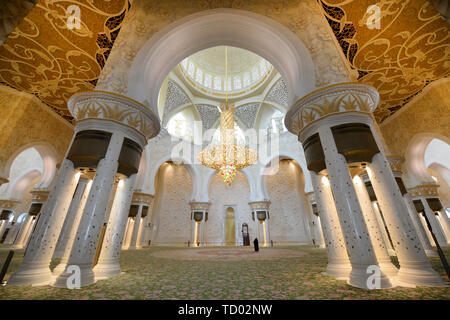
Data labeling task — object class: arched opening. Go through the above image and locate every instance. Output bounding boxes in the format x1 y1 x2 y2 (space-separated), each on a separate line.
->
208 170 250 246
150 161 193 246
225 207 236 246
128 9 315 119
266 159 313 245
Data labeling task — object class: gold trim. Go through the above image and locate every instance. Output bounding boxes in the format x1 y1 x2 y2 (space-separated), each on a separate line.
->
71 90 158 119
288 81 362 111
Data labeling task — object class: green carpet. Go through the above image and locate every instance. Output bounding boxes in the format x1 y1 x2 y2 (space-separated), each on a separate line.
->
0 245 449 300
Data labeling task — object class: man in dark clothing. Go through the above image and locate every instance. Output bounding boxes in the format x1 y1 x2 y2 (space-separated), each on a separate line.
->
253 238 259 252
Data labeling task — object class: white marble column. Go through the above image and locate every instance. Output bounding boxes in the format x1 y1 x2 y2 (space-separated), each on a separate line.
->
52 178 92 277
4 221 20 245
353 175 398 277
421 198 447 247
7 159 80 286
367 153 445 287
12 215 34 249
128 204 143 250
53 178 90 258
315 216 326 248
94 174 136 279
318 126 392 289
262 219 271 247
200 214 206 247
371 201 396 256
0 220 8 241
53 132 124 288
123 218 134 249
311 171 351 280
137 214 148 248
23 218 36 248
190 218 197 247
438 208 450 243
403 194 436 256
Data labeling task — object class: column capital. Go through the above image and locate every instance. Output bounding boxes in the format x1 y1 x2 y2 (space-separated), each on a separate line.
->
285 83 379 137
386 155 405 176
248 200 271 211
189 201 211 211
408 184 440 199
131 191 153 205
30 189 50 203
0 199 21 210
68 90 160 142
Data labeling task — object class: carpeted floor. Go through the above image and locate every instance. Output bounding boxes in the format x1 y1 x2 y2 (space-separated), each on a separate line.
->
0 244 449 300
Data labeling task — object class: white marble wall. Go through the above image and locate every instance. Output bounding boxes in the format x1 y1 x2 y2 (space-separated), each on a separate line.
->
208 171 252 246
150 163 192 245
267 160 313 245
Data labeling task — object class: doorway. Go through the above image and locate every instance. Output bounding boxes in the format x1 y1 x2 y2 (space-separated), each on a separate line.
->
225 207 236 246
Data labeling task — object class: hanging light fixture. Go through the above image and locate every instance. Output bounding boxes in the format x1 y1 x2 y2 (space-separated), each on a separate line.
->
197 47 258 186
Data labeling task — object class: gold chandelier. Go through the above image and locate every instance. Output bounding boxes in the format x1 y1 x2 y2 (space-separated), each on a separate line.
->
197 47 258 186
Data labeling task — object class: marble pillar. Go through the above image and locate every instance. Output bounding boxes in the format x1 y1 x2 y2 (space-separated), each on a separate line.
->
421 198 447 247
53 178 90 259
438 208 450 242
403 194 436 256
128 204 143 250
189 202 210 247
0 220 8 241
367 153 445 287
371 201 396 256
94 174 137 279
249 201 271 247
353 175 398 277
123 218 134 249
53 132 124 288
305 192 325 247
52 178 92 277
23 218 36 248
12 215 33 249
311 171 351 280
7 159 80 286
318 126 392 289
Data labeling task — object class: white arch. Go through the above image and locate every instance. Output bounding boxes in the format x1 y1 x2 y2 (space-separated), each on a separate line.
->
2 142 58 188
5 168 41 200
404 132 450 186
146 154 200 200
258 152 312 200
128 8 316 118
206 167 254 202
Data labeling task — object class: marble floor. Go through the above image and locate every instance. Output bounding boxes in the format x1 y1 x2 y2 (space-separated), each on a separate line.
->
0 245 449 300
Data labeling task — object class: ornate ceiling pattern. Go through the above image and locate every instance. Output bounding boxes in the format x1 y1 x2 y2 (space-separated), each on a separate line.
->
0 0 130 121
234 103 260 129
195 104 220 131
265 78 288 109
163 80 192 123
318 0 450 122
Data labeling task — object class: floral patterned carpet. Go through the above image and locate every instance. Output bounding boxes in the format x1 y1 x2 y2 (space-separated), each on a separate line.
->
0 245 449 300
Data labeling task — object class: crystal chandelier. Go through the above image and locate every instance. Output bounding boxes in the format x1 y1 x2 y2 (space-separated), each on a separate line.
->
197 47 258 186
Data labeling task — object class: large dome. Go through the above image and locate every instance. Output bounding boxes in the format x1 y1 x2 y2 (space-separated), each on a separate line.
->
180 46 272 96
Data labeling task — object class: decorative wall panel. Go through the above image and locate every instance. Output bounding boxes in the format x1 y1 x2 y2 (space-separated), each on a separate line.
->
318 0 450 122
0 0 130 121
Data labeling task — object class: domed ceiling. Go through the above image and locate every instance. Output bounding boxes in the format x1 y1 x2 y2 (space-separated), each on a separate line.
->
159 46 287 143
180 46 272 97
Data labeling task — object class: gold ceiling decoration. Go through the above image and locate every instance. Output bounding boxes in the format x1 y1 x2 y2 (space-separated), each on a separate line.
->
318 0 450 122
0 0 130 121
